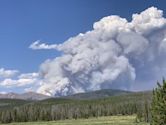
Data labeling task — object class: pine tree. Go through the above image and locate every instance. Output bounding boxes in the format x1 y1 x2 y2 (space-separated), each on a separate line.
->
151 79 166 125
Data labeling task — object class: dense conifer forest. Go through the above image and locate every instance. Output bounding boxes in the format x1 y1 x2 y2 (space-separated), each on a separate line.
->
0 91 152 123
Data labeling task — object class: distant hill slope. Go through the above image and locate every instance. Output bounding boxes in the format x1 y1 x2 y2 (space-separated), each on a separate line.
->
37 91 152 107
0 90 152 112
0 92 50 100
0 89 132 100
0 89 151 101
64 89 132 100
0 98 30 110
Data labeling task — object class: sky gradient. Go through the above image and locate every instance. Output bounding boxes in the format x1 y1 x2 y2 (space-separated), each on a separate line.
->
0 0 166 95
0 0 166 72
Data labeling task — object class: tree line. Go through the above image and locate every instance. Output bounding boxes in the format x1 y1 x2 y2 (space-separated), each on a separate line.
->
136 79 166 124
1 80 165 124
0 91 152 123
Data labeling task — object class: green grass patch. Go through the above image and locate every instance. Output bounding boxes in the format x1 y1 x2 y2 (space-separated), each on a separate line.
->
0 115 149 125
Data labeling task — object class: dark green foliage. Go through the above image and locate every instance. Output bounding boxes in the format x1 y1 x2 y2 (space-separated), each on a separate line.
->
151 79 166 125
0 91 152 123
136 97 151 123
65 89 132 100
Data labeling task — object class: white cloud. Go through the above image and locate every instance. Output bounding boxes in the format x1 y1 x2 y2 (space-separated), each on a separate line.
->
131 7 166 35
18 72 39 79
0 68 19 78
29 40 58 50
0 72 39 88
0 78 35 87
0 91 7 94
28 7 166 96
24 87 34 92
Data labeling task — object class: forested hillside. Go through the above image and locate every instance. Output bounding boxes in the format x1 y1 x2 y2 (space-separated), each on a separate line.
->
0 91 152 123
65 89 132 100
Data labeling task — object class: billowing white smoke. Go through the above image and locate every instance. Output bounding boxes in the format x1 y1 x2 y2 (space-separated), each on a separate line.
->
30 7 166 96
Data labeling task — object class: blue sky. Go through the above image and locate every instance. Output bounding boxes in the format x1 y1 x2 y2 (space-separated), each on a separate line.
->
0 0 166 94
0 0 165 72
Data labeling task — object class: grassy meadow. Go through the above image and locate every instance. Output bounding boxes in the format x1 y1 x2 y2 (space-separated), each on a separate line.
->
0 115 149 125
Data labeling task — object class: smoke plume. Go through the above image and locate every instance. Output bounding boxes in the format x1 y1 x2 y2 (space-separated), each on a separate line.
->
30 7 166 96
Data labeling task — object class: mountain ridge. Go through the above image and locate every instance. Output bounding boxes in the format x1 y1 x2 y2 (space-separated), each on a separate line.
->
64 89 132 100
0 92 50 100
0 89 145 100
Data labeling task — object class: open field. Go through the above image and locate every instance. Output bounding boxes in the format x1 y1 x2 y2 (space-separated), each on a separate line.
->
0 115 149 125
